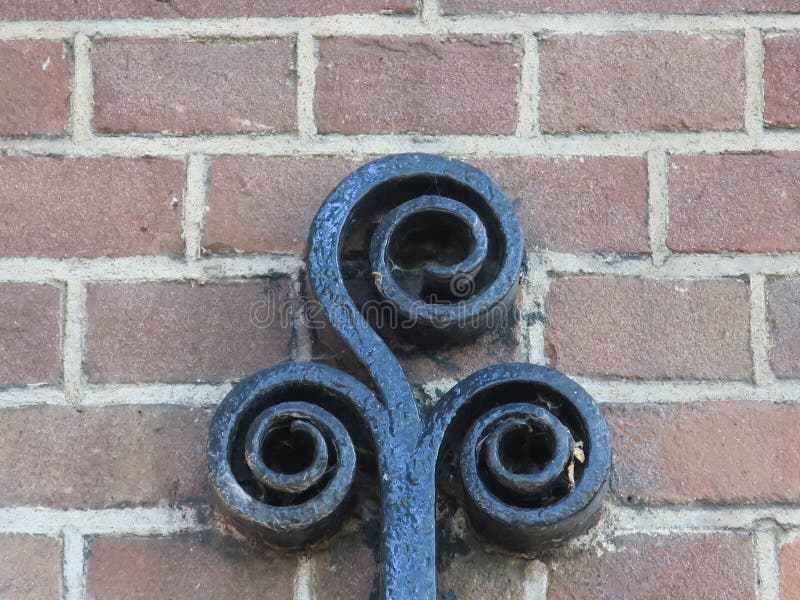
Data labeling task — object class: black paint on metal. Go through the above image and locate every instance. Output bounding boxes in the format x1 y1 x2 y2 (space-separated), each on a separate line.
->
207 153 611 600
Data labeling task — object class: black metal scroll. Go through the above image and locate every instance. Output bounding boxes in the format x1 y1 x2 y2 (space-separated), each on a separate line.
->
207 153 611 600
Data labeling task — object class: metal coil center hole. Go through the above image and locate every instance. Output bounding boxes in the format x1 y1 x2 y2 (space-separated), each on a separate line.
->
497 422 557 474
261 424 317 475
388 211 474 270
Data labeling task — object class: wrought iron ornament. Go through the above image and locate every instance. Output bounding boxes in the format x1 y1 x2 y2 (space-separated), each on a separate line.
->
208 154 611 599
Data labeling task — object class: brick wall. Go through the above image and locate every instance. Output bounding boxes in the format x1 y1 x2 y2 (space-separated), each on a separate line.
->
1 2 799 599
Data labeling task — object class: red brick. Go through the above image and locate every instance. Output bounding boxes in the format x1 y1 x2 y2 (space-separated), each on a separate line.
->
544 278 751 380
0 0 413 19
86 533 296 600
782 538 800 600
205 156 363 255
0 284 61 386
0 535 61 599
399 320 522 385
539 33 743 133
93 38 295 134
668 153 800 253
0 41 69 136
308 279 522 387
0 157 183 258
764 35 800 128
315 36 518 135
767 279 800 378
548 532 755 600
85 279 294 383
443 0 800 13
0 405 210 508
476 156 649 253
314 534 379 600
206 155 649 256
177 0 415 15
607 402 800 504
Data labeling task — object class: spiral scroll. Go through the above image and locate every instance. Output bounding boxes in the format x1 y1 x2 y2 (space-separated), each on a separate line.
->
427 363 611 552
207 361 386 549
207 154 611 599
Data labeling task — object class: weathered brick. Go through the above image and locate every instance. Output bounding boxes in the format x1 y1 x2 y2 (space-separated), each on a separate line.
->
0 41 69 135
399 319 522 386
308 281 522 388
315 36 518 135
86 533 296 600
0 284 61 386
443 0 800 13
781 538 800 600
668 153 800 253
313 532 529 600
767 279 800 378
607 402 800 504
476 156 649 253
205 156 363 255
764 35 800 128
0 535 62 600
93 38 295 134
539 33 743 133
0 405 210 508
85 280 294 383
438 545 528 600
544 278 751 380
548 533 755 600
206 155 649 256
178 0 415 16
314 534 379 600
0 0 414 19
0 157 183 258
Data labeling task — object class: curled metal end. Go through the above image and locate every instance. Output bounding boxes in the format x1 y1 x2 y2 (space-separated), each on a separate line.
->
207 362 376 550
437 363 611 552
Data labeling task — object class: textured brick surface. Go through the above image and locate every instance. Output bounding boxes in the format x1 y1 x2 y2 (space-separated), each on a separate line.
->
399 320 522 385
205 156 363 255
0 41 69 136
0 157 183 258
207 155 648 256
438 545 527 600
548 533 755 600
315 36 518 135
782 538 800 600
476 156 649 253
544 278 752 380
2 3 800 597
539 33 743 133
179 0 415 16
607 402 800 504
0 535 62 600
764 35 800 128
0 284 61 386
443 0 800 13
93 38 295 134
0 405 210 508
85 280 294 383
309 280 521 387
668 153 800 253
313 533 528 600
314 534 379 600
767 279 800 378
86 533 296 599
0 0 414 19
